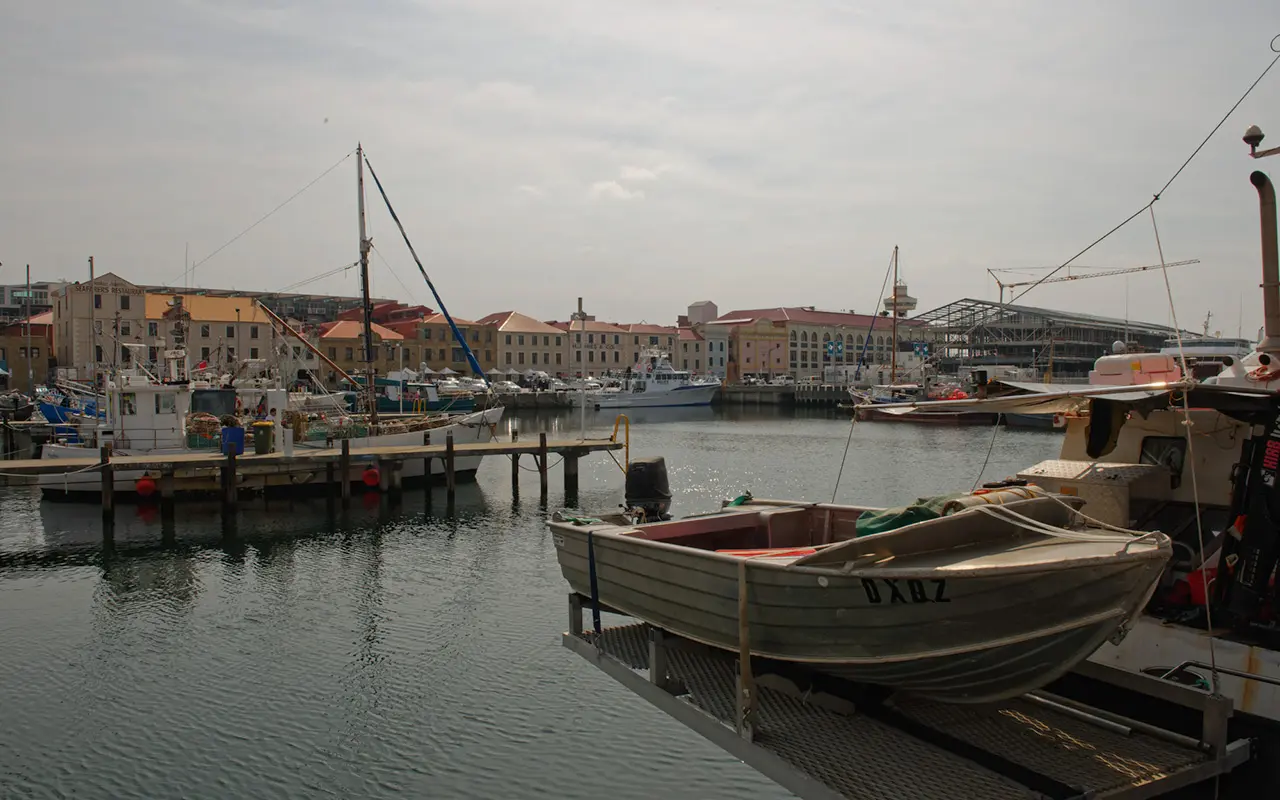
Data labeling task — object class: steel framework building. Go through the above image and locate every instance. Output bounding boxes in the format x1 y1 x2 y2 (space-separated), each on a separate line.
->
912 298 1187 378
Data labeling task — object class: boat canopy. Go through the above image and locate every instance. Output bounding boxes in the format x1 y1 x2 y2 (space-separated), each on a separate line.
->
862 380 1279 424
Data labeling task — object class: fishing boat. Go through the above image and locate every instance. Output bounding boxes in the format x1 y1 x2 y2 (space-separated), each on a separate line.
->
571 350 720 409
550 485 1169 703
38 144 503 498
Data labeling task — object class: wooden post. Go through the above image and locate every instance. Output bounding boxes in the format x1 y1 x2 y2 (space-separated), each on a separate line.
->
160 467 175 522
538 432 549 500
390 460 403 494
99 445 114 524
564 451 579 495
511 428 520 494
223 450 238 507
339 439 351 507
445 430 456 502
378 459 391 493
422 431 432 491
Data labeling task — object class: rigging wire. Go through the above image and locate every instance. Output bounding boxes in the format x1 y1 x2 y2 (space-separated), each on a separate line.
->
163 149 356 287
1008 44 1280 306
369 244 426 308
1150 204 1220 694
970 414 1005 492
272 261 358 295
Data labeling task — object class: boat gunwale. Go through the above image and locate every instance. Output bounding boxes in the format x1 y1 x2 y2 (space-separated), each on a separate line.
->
549 517 1171 581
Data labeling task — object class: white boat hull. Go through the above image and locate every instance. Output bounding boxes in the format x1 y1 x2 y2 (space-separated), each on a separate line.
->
37 407 503 498
573 383 720 409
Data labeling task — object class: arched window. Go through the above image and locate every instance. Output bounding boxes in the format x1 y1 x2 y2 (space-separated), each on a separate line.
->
856 335 864 346
845 334 854 347
877 336 884 346
789 330 797 342
801 331 808 343
822 332 831 342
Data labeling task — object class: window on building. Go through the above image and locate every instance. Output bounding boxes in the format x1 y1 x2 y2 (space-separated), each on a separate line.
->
518 352 525 365
149 346 158 362
345 347 354 360
555 336 561 346
613 351 619 363
94 294 102 309
633 335 639 345
226 347 235 361
471 331 479 343
531 352 538 364
682 342 687 352
613 335 620 345
452 348 463 362
505 334 511 345
505 352 512 364
588 351 595 362
223 325 233 338
683 359 688 369
556 353 562 365
695 343 700 352
543 352 550 365
719 356 724 366
148 322 158 337
438 348 445 361
518 335 525 346
250 326 259 339
587 333 594 344
201 324 210 338
120 295 131 310
484 350 491 361
575 351 582 362
120 323 130 337
200 347 210 361
648 336 659 346
575 333 581 343
328 347 336 358
251 347 260 359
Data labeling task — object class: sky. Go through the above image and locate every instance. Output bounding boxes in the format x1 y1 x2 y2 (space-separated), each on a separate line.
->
2 1 1279 334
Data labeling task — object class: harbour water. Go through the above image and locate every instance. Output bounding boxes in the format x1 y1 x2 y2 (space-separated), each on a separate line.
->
0 407 1062 799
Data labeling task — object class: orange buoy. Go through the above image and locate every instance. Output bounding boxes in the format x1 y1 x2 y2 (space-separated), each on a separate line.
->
136 476 158 498
362 467 381 488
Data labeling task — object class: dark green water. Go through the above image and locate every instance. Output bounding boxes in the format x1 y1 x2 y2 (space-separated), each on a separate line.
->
0 407 1062 799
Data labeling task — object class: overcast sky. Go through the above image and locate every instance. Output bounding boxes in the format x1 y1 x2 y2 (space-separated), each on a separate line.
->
3 1 1279 333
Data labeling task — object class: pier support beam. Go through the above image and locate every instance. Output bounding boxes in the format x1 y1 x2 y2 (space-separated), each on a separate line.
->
339 439 351 508
511 428 520 495
445 431 456 506
422 432 433 504
222 451 238 508
538 432 549 501
564 451 579 498
99 445 114 527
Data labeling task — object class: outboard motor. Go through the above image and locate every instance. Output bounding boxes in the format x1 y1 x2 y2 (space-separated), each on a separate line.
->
625 456 672 522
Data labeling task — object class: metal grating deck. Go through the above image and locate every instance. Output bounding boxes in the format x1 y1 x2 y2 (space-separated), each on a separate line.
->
565 618 1241 800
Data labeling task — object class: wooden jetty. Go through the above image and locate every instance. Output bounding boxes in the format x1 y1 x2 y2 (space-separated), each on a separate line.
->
1 433 624 522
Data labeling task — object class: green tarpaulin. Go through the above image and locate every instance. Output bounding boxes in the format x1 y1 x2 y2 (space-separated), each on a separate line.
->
854 493 967 537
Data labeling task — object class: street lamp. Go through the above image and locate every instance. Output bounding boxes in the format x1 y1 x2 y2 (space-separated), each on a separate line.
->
1244 124 1280 354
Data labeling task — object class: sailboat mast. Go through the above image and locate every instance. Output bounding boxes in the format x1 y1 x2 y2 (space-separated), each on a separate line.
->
356 143 378 426
890 245 899 384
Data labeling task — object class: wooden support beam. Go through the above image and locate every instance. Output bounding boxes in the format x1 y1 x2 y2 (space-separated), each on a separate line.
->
539 432 549 499
422 431 432 497
390 460 403 494
222 450 238 507
564 451 579 496
445 431 456 502
511 427 520 494
339 439 351 506
99 445 114 524
378 459 391 493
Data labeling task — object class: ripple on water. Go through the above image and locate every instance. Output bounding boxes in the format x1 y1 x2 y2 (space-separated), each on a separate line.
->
0 408 1059 799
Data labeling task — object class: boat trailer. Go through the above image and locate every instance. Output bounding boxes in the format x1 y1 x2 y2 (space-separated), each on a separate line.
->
563 593 1253 800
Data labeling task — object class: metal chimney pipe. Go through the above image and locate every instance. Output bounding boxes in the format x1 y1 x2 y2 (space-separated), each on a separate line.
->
1251 171 1280 352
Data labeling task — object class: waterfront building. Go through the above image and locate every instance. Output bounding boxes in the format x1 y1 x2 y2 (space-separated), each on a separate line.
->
476 311 566 373
0 311 54 392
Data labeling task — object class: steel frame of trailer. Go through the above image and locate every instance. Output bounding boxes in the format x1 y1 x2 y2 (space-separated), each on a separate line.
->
562 594 1252 800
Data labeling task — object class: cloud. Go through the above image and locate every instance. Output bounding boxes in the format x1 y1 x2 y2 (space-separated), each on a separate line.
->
588 181 644 201
515 184 546 199
619 165 669 181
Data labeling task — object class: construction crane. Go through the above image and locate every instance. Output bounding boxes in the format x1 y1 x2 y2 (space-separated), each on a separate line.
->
986 259 1200 303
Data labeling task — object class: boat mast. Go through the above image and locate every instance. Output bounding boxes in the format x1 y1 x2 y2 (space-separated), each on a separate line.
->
890 245 899 384
25 264 33 391
88 255 95 390
356 143 378 426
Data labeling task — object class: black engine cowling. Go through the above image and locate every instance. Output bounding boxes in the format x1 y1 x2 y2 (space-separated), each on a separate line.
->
625 456 672 521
